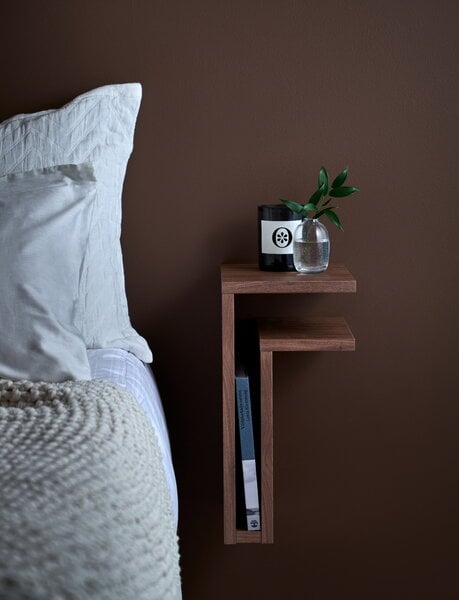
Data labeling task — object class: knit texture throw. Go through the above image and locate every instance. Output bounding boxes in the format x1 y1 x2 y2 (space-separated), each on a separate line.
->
0 378 181 600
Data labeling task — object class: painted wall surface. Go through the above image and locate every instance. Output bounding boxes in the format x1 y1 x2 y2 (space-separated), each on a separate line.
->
2 1 458 598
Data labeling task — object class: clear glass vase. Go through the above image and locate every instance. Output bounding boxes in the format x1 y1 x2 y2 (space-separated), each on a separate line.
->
293 218 330 273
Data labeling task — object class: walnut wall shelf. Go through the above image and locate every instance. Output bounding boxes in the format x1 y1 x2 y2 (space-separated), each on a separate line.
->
221 263 357 544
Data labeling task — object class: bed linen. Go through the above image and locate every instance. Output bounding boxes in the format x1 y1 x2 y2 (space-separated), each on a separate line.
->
0 83 181 598
0 164 97 382
88 348 178 523
0 83 152 363
0 378 181 600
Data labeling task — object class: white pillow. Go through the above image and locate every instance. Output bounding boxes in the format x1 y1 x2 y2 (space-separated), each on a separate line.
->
0 84 152 362
0 164 96 382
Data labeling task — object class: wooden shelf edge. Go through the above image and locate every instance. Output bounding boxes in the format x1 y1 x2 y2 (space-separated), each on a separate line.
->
235 530 263 544
258 316 356 352
221 263 356 295
225 530 273 544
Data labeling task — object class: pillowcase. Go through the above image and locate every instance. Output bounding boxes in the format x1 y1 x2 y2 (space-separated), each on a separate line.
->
0 84 152 362
0 164 95 382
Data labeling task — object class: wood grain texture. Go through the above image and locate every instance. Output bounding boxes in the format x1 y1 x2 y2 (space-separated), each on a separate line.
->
221 263 356 295
222 293 236 544
221 265 356 545
258 317 356 352
260 350 274 544
235 530 262 544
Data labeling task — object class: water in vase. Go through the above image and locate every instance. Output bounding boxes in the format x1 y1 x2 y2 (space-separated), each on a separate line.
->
293 240 330 273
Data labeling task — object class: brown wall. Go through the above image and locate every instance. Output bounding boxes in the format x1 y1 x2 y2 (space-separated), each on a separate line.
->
2 1 459 598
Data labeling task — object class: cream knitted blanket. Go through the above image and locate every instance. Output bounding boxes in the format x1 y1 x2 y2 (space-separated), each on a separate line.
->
0 378 181 600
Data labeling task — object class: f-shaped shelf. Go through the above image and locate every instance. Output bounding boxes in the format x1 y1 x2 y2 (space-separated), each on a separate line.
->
221 264 357 544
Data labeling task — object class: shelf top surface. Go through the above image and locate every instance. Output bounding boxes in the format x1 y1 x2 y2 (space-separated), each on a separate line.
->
221 263 356 294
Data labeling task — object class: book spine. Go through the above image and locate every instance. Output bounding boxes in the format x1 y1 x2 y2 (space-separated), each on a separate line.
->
236 374 261 531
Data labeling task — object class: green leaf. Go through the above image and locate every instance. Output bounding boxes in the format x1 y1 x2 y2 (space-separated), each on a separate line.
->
329 186 360 198
302 202 317 212
331 166 349 188
280 199 304 214
318 166 329 196
309 183 327 205
315 206 337 219
325 208 344 230
322 197 333 207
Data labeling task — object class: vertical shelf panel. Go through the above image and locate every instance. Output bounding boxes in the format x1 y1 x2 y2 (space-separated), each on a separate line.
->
222 292 236 544
260 350 274 544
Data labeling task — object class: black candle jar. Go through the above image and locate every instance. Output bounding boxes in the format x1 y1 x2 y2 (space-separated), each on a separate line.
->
258 204 302 271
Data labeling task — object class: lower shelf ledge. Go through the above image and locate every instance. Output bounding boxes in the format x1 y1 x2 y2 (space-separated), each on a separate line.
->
235 529 263 544
258 316 355 352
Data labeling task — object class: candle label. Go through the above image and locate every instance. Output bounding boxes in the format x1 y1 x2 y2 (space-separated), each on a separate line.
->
260 219 301 254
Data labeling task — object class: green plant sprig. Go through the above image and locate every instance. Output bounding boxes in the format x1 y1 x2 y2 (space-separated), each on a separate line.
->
280 166 359 231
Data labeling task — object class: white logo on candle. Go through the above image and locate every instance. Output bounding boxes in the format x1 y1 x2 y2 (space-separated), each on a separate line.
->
261 219 301 254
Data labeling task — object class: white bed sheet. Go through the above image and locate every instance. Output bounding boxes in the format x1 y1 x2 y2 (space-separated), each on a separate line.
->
87 348 178 523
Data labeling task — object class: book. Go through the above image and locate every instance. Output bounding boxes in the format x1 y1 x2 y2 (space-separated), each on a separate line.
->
235 364 261 531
